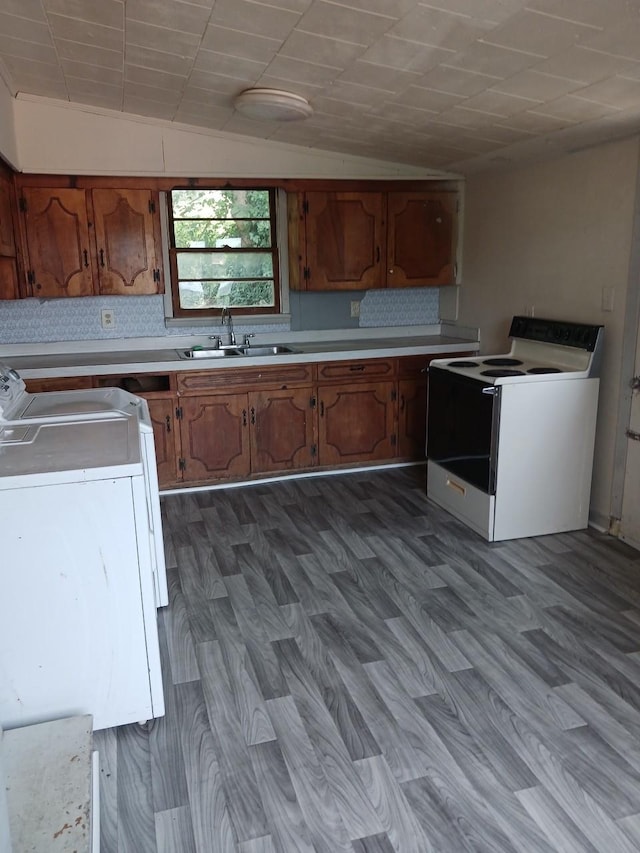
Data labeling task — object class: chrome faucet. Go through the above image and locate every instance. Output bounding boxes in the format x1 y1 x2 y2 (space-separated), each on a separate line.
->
220 307 235 346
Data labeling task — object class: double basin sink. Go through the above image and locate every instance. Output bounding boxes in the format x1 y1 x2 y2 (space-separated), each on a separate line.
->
178 344 298 360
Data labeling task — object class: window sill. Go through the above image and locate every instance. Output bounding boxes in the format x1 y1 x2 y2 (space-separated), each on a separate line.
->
164 313 291 329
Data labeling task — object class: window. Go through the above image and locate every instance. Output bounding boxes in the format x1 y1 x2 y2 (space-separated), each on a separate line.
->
168 188 280 318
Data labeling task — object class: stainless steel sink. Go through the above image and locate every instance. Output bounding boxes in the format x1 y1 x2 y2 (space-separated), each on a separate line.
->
177 344 298 360
238 345 298 356
177 348 243 359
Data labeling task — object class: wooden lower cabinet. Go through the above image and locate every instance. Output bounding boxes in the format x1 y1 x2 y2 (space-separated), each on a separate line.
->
179 388 316 482
318 380 396 465
250 387 316 473
146 396 180 487
398 378 427 459
180 394 251 481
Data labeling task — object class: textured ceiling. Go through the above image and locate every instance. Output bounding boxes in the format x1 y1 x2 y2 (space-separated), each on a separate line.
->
3 0 640 174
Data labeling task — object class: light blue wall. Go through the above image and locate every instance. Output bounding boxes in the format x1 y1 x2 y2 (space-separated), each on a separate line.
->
0 288 441 344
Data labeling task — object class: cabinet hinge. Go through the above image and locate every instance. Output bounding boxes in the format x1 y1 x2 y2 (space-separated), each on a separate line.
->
149 199 156 214
391 433 397 446
153 268 161 282
302 198 309 214
391 388 397 402
178 458 186 472
175 406 183 420
311 444 317 457
27 270 35 286
18 196 27 213
310 395 316 409
303 266 310 281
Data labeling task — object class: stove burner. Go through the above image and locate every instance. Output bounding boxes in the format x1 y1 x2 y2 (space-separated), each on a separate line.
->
482 357 523 367
450 360 479 368
481 369 526 377
527 367 563 374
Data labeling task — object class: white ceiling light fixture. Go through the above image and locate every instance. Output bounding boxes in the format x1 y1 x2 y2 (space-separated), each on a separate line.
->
233 88 313 122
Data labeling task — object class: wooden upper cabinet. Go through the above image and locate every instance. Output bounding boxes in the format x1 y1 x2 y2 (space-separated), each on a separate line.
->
295 191 384 291
0 171 16 258
92 189 162 295
18 185 163 298
387 191 457 287
21 188 94 297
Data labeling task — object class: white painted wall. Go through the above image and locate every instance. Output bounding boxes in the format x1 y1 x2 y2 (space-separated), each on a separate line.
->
13 95 444 180
0 75 18 169
459 137 640 527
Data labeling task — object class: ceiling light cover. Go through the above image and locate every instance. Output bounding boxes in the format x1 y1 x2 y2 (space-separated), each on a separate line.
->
234 88 313 122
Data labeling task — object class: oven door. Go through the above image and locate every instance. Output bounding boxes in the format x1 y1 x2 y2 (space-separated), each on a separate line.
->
427 366 500 495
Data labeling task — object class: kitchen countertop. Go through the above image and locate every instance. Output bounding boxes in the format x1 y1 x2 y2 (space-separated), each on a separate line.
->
1 326 479 379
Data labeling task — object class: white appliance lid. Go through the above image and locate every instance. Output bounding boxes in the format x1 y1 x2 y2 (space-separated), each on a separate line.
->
16 387 146 420
0 416 141 482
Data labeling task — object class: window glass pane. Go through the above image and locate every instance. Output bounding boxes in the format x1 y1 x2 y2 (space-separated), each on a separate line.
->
172 189 269 219
173 220 271 249
176 251 273 280
178 280 275 310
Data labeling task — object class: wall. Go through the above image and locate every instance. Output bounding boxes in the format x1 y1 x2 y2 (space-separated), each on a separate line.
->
0 288 440 344
0 74 18 169
13 95 442 179
459 137 640 527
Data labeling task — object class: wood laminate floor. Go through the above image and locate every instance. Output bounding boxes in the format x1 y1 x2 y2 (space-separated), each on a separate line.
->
95 467 640 852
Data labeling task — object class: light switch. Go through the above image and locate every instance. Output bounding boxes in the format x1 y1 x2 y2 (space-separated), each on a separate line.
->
601 287 615 312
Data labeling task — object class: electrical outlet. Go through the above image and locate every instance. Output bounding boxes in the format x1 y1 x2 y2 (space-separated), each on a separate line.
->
350 300 361 319
101 308 115 329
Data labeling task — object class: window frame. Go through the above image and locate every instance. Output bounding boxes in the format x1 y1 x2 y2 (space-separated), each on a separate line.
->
167 186 282 320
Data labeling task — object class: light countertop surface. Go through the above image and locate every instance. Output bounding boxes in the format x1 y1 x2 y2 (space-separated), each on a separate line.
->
0 326 479 379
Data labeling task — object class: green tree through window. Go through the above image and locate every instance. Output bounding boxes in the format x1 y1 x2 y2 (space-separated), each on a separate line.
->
169 188 279 317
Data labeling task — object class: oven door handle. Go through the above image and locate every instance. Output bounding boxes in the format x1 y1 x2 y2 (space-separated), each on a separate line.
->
482 386 498 396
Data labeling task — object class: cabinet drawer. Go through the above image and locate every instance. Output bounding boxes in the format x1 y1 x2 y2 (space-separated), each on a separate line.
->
23 376 94 393
317 358 395 383
177 363 315 394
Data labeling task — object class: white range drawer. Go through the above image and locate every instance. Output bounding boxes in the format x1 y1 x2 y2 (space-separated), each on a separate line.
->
427 460 495 540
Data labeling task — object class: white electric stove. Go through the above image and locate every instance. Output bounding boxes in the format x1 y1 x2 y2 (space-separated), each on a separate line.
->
426 316 603 541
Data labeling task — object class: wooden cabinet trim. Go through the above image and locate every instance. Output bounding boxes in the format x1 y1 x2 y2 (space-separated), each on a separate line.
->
177 363 316 394
317 358 396 383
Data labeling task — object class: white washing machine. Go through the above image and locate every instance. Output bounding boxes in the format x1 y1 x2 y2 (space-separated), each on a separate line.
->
0 368 166 731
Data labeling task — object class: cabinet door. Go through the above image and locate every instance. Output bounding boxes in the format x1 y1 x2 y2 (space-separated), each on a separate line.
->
0 256 19 300
0 171 16 257
318 381 396 465
22 188 94 297
304 192 384 290
398 378 427 459
387 191 456 287
250 387 316 473
180 394 250 482
92 189 162 295
146 397 180 488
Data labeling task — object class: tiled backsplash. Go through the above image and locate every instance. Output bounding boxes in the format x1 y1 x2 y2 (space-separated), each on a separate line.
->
359 288 439 327
0 288 440 344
